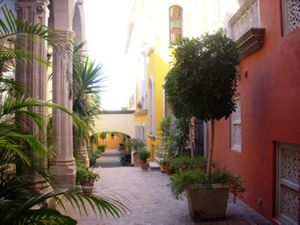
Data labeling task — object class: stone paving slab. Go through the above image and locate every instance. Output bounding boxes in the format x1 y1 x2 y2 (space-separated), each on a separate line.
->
67 165 271 225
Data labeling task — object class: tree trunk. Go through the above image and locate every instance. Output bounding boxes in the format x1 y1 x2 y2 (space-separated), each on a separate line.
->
206 119 215 177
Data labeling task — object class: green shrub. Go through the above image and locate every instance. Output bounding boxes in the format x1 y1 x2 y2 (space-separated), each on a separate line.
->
169 169 244 200
76 163 99 184
138 149 150 162
120 154 131 166
89 149 101 166
98 144 106 152
169 156 207 172
126 138 145 152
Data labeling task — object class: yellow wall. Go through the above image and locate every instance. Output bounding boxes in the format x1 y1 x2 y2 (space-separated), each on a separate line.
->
130 0 239 160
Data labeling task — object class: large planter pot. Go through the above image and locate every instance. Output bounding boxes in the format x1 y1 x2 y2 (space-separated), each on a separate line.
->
166 164 175 175
187 184 229 221
133 152 141 167
160 163 167 173
141 162 149 171
81 182 94 195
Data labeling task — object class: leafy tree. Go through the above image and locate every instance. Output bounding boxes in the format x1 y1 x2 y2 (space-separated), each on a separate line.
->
164 30 239 177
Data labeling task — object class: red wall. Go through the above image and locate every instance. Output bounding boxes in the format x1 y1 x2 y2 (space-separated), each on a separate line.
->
212 0 300 222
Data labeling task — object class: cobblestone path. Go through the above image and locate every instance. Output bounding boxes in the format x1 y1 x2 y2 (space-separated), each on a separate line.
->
69 150 271 225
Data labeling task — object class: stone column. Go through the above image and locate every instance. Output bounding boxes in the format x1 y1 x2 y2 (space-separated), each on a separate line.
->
15 0 49 188
50 30 76 186
74 139 90 166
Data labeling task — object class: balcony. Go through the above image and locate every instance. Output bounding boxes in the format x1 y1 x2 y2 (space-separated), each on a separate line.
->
228 0 265 59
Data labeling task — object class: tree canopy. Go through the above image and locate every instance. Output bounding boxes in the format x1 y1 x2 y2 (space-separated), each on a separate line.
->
164 30 239 122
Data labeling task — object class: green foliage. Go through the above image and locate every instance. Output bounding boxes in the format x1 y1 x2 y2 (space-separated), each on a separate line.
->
159 116 189 157
138 149 150 162
0 178 129 224
126 138 145 152
72 42 105 142
0 5 129 224
169 169 244 199
89 149 101 167
164 30 239 121
14 208 77 225
168 155 207 173
76 163 100 184
120 153 131 166
100 132 107 140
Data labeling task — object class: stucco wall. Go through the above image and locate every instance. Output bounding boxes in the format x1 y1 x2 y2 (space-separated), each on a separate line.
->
93 112 135 138
212 0 300 221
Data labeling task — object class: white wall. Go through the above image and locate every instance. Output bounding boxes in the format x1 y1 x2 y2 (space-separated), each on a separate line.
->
93 113 135 138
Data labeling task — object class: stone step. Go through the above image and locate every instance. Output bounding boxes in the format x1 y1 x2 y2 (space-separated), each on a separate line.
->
149 161 160 171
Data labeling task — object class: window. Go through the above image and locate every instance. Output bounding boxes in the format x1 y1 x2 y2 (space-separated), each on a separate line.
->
148 76 155 136
135 124 146 142
231 97 241 151
169 5 183 44
282 0 300 34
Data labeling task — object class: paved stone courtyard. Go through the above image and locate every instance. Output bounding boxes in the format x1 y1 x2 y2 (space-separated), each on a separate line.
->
69 150 271 225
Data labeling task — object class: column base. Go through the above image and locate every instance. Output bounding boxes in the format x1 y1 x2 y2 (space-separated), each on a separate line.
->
50 159 76 187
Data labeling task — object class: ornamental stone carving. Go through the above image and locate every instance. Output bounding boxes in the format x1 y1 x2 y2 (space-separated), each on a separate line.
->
284 0 300 33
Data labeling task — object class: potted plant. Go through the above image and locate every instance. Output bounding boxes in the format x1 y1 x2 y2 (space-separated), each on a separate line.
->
159 158 168 173
76 163 100 194
127 138 145 167
98 144 106 153
88 149 101 166
138 148 151 171
164 30 243 221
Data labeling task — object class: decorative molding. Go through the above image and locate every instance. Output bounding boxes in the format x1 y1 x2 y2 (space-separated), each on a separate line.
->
101 110 135 114
236 28 265 60
229 0 259 41
282 0 300 34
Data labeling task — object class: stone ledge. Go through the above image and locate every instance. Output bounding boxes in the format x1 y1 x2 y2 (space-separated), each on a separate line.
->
134 109 148 116
236 27 265 60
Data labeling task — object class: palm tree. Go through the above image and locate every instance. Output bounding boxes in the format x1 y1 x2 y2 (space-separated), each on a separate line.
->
72 42 105 165
0 5 128 224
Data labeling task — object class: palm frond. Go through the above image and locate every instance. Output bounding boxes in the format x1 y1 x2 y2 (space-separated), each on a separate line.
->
0 48 49 68
16 208 77 225
0 178 130 225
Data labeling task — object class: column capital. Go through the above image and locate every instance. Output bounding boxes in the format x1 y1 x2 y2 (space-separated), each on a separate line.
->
16 0 50 23
16 0 50 12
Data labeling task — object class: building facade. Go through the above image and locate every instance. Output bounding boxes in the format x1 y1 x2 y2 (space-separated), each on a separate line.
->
213 0 300 224
126 0 238 159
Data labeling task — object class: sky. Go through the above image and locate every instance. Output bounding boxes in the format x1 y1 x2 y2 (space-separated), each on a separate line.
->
84 0 135 110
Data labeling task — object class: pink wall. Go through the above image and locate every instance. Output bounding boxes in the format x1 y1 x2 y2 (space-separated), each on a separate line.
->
212 0 300 222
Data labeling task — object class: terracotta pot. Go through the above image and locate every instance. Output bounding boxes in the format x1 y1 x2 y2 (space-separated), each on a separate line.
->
187 184 229 221
166 164 175 175
160 163 167 173
81 182 94 195
133 152 141 167
141 162 149 171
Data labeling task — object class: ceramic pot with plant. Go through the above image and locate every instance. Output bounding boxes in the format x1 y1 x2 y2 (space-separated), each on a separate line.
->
98 144 106 153
164 30 242 220
76 163 100 194
127 138 145 167
159 159 168 173
138 148 150 171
